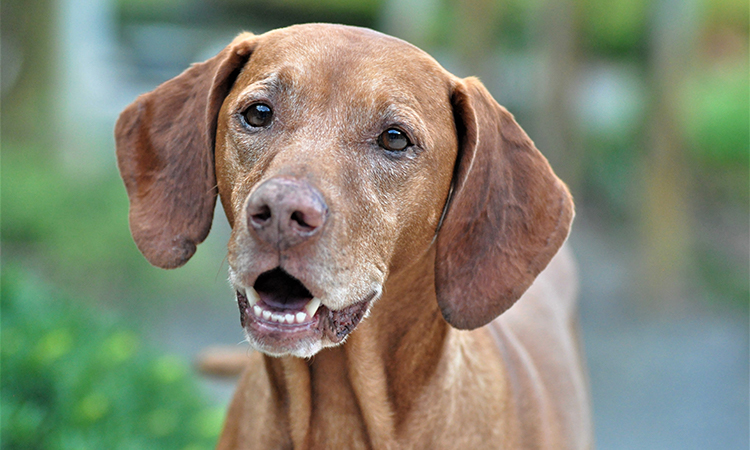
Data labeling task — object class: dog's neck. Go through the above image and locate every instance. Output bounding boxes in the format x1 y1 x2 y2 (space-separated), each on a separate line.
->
263 247 448 448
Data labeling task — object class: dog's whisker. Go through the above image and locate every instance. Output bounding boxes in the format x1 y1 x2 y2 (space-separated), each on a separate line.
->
214 254 228 284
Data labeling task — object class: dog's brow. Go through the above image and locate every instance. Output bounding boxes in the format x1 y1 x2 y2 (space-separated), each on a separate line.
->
240 73 283 96
380 102 421 123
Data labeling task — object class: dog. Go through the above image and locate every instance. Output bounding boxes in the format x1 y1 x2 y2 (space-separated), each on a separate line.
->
115 23 592 449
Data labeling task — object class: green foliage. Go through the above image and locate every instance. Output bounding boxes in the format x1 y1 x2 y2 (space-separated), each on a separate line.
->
266 0 381 15
579 136 642 220
681 61 750 167
1 267 225 449
704 0 750 32
695 244 750 309
0 145 153 297
579 0 649 55
0 144 230 304
116 0 381 26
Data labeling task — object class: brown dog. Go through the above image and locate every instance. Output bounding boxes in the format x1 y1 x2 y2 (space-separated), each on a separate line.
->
115 24 591 449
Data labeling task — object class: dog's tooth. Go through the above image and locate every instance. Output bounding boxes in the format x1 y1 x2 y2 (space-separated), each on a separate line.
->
271 313 284 323
245 287 260 306
262 310 272 320
285 313 295 324
304 298 322 317
295 312 307 323
253 305 262 317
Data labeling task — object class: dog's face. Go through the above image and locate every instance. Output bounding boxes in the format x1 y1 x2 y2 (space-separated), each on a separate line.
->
115 24 573 359
215 27 458 356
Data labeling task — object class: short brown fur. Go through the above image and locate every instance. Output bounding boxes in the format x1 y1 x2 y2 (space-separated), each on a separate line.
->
116 24 591 449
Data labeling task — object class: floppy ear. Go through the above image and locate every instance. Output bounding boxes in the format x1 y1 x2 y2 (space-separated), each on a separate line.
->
435 77 574 330
115 33 256 269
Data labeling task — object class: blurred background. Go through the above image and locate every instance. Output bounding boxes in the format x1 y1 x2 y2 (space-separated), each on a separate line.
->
1 0 747 448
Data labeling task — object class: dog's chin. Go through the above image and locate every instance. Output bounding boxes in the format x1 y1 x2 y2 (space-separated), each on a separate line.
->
243 331 327 358
234 268 377 358
244 330 345 358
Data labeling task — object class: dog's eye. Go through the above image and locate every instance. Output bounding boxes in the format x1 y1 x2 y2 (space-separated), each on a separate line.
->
242 103 273 128
378 128 411 152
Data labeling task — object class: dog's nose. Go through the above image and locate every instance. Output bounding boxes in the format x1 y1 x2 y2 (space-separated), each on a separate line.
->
246 178 329 249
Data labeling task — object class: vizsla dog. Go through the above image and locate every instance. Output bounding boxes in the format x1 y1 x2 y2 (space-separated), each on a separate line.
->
115 24 592 449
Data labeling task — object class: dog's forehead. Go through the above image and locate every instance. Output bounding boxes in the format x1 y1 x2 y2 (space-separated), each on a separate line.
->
245 25 451 98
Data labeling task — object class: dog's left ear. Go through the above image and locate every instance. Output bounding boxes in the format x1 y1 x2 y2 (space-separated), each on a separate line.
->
435 77 574 330
115 33 256 269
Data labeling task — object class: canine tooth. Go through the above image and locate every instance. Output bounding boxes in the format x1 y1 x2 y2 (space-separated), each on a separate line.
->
245 287 260 306
285 313 295 324
295 312 306 323
262 310 272 320
253 305 262 316
304 298 322 317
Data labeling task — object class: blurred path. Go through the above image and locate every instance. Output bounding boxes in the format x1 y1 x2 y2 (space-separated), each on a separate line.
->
570 212 749 449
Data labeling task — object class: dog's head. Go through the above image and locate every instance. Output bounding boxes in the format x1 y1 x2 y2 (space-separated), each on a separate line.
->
116 24 573 358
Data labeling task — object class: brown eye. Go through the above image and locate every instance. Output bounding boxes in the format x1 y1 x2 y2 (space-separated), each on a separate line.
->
242 103 273 128
378 128 411 152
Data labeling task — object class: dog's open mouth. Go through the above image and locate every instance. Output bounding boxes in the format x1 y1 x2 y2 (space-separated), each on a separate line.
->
235 268 371 349
238 268 319 326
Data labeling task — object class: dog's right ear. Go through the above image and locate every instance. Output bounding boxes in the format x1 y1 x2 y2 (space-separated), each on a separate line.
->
115 33 256 269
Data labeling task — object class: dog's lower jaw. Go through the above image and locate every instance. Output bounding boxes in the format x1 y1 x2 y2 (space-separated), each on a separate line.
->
240 297 376 358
